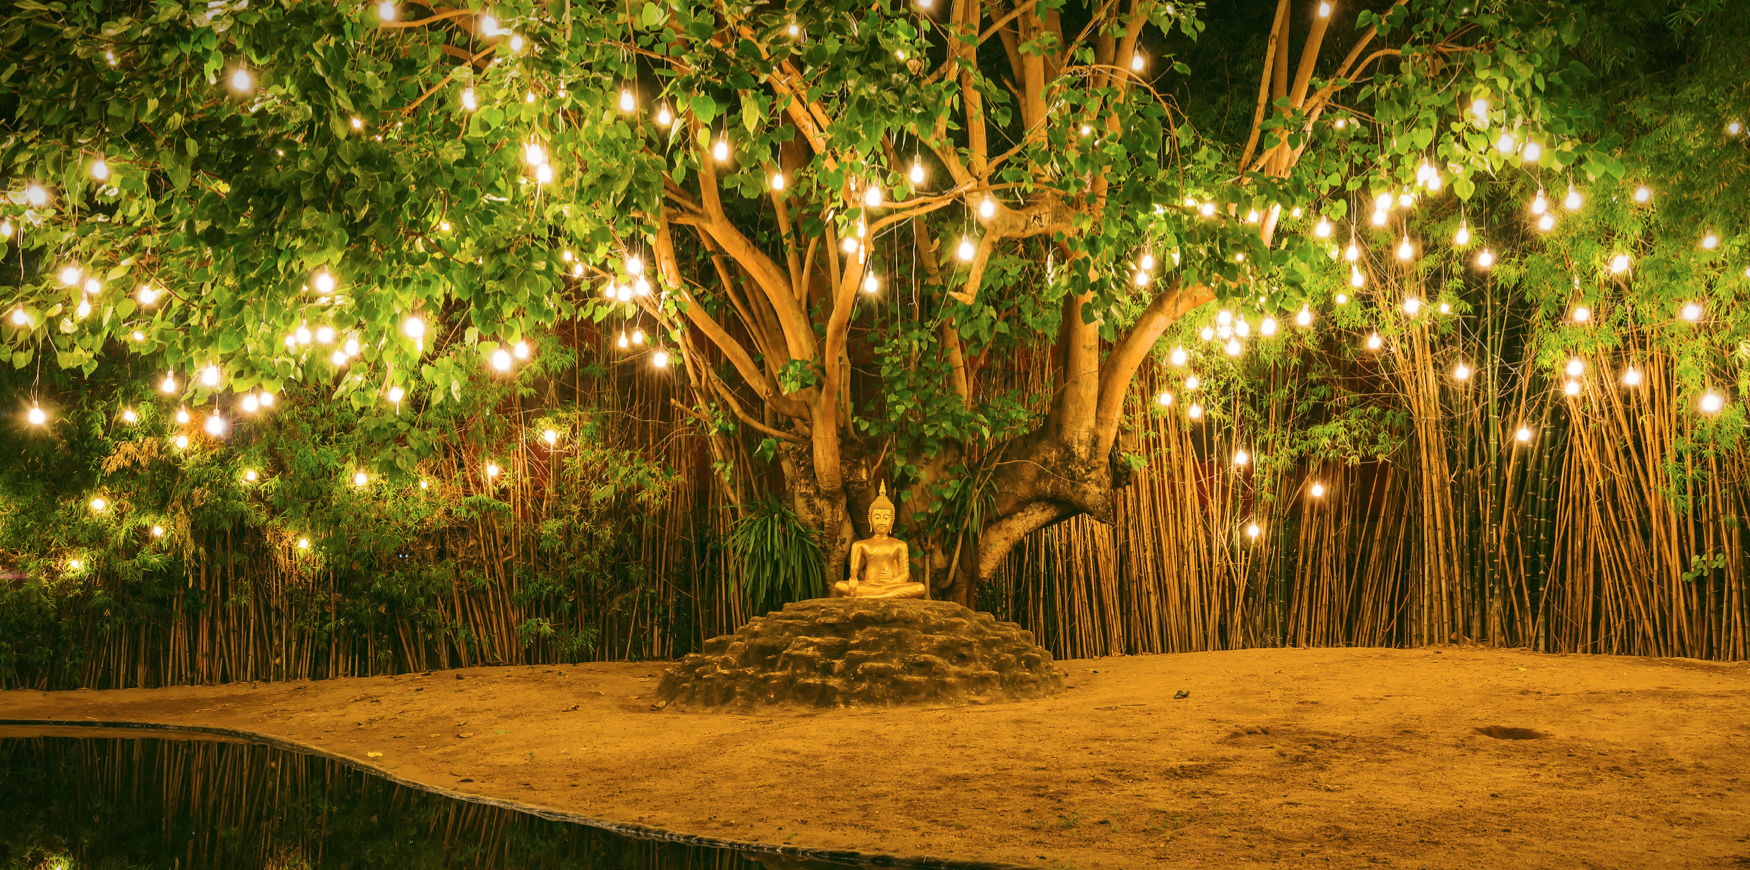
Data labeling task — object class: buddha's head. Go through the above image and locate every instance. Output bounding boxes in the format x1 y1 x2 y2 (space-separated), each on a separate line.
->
868 481 895 535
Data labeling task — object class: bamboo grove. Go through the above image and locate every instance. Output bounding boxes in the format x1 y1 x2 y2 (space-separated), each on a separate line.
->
2 0 1748 688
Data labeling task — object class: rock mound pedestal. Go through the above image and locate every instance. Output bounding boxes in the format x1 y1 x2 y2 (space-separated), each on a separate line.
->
657 599 1064 709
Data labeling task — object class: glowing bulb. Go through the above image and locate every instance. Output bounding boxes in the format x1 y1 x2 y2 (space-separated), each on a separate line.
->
1730 121 1744 137
1233 449 1249 466
1157 391 1173 407
173 434 189 449
75 300 90 319
632 328 645 345
1371 209 1388 227
1563 187 1582 211
656 104 672 126
241 394 259 413
297 537 310 549
1681 302 1703 322
543 429 558 445
152 526 164 537
1366 333 1382 351
1701 392 1725 414
1225 338 1242 357
617 331 629 349
1350 267 1365 288
1140 253 1156 270
535 163 552 184
863 273 880 294
1522 141 1542 162
479 13 499 35
315 325 336 344
979 197 996 219
713 138 729 162
418 479 428 490
1336 293 1349 305
1188 403 1203 420
1396 238 1413 260
1495 132 1516 154
1246 523 1261 540
1169 346 1188 366
1260 317 1277 336
513 340 529 359
402 316 426 340
1531 191 1548 215
771 172 786 191
1185 375 1200 390
524 142 546 166
27 405 46 426
486 462 500 478
461 87 477 111
1565 358 1584 377
1200 326 1215 341
1537 213 1555 232
1608 254 1629 275
350 116 363 131
138 285 159 306
377 0 396 21
1403 298 1422 316
1454 224 1470 246
1515 427 1532 443
314 271 336 295
245 469 258 482
69 559 82 571
1375 192 1393 212
1310 482 1326 498
1130 52 1144 71
1563 380 1581 397
91 159 110 181
1701 233 1719 250
259 392 274 408
1622 367 1642 387
1312 217 1333 239
59 265 81 286
295 324 312 345
491 348 513 371
957 236 976 261
1633 186 1651 204
122 409 138 423
1246 209 1260 223
161 374 178 393
329 350 348 366
1133 270 1150 287
842 235 860 254
634 277 651 296
1572 306 1591 323
1345 243 1359 262
1472 98 1490 122
653 349 670 368
863 184 883 208
388 386 405 404
508 34 523 51
619 88 636 112
230 68 252 92
201 365 220 387
910 160 925 184
1477 248 1495 269
1454 362 1471 381
354 471 369 487
1317 2 1331 16
204 414 227 437
1200 202 1215 217
344 335 360 356
1296 307 1312 327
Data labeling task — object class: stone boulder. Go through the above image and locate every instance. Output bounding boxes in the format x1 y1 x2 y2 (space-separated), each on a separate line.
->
657 598 1064 709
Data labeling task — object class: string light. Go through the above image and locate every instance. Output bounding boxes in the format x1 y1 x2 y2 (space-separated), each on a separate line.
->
402 316 426 340
1225 338 1242 357
486 462 501 479
260 392 274 408
245 469 258 482
1365 333 1382 351
771 172 786 191
1371 207 1388 227
1680 302 1703 322
1314 218 1332 238
957 236 977 261
91 158 111 181
350 116 364 131
1563 380 1581 396
388 386 405 404
330 349 348 366
1622 367 1642 387
1396 237 1414 260
461 87 478 111
160 374 178 393
1700 392 1724 414
344 335 360 356
656 104 672 126
122 409 138 423
1350 267 1365 288
1471 98 1490 124
1157 391 1173 407
297 537 310 549
1495 132 1516 154
241 394 260 413
1565 358 1584 377
1187 402 1203 420
315 325 336 344
632 328 646 345
1233 449 1250 466
1260 317 1277 336
1295 307 1312 327
863 183 883 208
1344 243 1359 262
1454 223 1470 246
1169 346 1188 366
653 349 670 368
1563 186 1583 211
1185 375 1200 390
27 405 46 426
1572 306 1592 323
1309 481 1327 498
204 414 227 436
1246 522 1261 540
713 137 730 161
1477 248 1496 269
354 471 369 487
1701 233 1719 250
138 285 159 306
490 348 513 372
1530 190 1548 215
230 67 252 93
152 526 165 537
1633 186 1651 204
377 0 396 21
910 159 926 185
1729 121 1744 137
1515 426 1533 443
1130 52 1144 72
513 340 530 359
1536 213 1555 232
543 429 559 445
174 435 189 449
479 12 499 35
1454 362 1471 381
617 331 629 349
619 88 636 112
863 273 880 294
201 365 220 387
1403 298 1422 316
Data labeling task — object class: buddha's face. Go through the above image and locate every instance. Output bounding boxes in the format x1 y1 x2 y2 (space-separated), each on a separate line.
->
869 507 893 534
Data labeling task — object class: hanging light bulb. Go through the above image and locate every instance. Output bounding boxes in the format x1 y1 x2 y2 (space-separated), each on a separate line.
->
26 183 49 207
1157 391 1173 407
1296 307 1312 327
957 236 976 261
58 265 81 286
1200 326 1216 341
1565 358 1584 377
1365 333 1382 351
315 325 336 345
863 273 880 294
1531 190 1548 215
1260 317 1277 336
1309 482 1327 498
1563 186 1583 211
1130 52 1144 72
1633 186 1651 204
160 374 178 393
1494 132 1516 154
1454 224 1471 246
1471 98 1490 124
863 183 884 208
1621 367 1642 387
402 315 426 340
388 386 405 404
841 235 859 254
1477 248 1496 269
1536 213 1555 232
1564 380 1581 397
1225 338 1242 357
634 277 651 295
513 340 530 359
204 414 227 437
343 335 360 356
329 349 348 366
479 12 499 35
1403 298 1422 316
173 434 189 449
619 88 636 113
1680 302 1703 321
461 87 478 111
27 405 46 426
75 300 90 319
1335 292 1349 305
771 172 786 191
486 462 501 478
1140 252 1156 270
1187 402 1203 420
260 392 275 408
655 104 672 126
542 429 559 445
1199 202 1216 217
713 137 729 162
137 285 159 306
1454 362 1471 381
1233 449 1250 466
1701 233 1719 250
1184 375 1200 391
653 349 670 368
1169 346 1188 366
1313 217 1332 239
122 409 138 423
200 365 220 387
1522 141 1542 163
1396 237 1413 260
1700 392 1725 414
490 348 513 371
230 67 253 92
1609 254 1630 274
1516 426 1533 443
534 163 553 184
1246 209 1260 223
632 328 645 345
910 159 925 185
1572 306 1592 323
354 471 369 487
1345 243 1359 262
245 469 258 482
979 197 996 219
241 394 260 413
1350 267 1365 288
617 331 629 349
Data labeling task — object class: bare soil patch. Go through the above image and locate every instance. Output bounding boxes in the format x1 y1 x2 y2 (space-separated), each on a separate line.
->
3 646 1747 869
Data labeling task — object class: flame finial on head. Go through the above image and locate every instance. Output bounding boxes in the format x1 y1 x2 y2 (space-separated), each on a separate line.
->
869 481 895 525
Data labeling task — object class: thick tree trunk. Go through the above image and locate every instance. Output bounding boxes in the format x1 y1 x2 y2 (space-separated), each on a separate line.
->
779 444 857 596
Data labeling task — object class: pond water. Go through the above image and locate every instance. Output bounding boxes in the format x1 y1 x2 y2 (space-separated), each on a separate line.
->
0 729 901 870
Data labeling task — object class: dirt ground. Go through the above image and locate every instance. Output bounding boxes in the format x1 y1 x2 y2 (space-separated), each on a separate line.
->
3 646 1748 869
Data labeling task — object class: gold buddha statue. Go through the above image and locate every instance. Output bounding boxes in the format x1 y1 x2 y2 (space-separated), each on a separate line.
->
834 482 927 600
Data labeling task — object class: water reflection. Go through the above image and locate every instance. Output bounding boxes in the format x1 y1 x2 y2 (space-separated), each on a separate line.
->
0 730 876 870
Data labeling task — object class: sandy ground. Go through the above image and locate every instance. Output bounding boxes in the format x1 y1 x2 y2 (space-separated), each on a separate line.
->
2 646 1748 869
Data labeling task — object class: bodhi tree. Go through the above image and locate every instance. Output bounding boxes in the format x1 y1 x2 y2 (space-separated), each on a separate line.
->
0 0 1615 604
